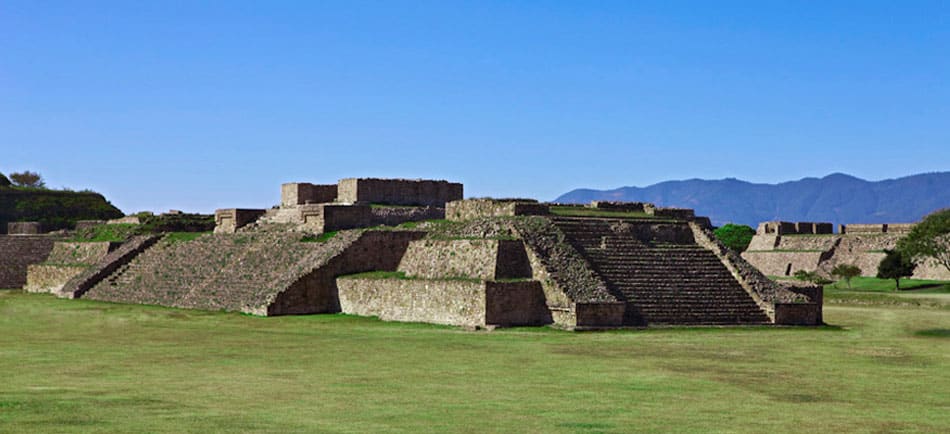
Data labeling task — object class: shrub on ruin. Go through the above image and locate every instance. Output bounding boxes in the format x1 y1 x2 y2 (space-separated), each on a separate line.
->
714 224 755 252
831 264 862 289
877 249 916 291
9 170 45 188
793 270 832 285
897 208 950 273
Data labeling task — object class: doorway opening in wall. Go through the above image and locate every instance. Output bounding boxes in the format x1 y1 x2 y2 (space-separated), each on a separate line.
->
785 263 792 276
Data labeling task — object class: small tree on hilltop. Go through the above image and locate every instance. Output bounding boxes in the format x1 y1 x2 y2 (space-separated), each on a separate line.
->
9 170 45 188
897 208 950 274
877 249 916 291
831 264 862 289
714 223 756 252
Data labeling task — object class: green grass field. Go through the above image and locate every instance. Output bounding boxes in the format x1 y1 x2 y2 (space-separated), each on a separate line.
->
1 289 948 433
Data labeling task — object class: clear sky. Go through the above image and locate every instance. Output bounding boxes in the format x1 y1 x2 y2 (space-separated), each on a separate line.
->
2 1 948 213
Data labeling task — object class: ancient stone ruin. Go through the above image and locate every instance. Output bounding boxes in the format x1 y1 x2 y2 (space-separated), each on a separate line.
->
9 178 823 329
743 221 949 280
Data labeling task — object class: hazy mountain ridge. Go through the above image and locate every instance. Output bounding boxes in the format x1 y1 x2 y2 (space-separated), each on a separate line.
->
555 172 950 227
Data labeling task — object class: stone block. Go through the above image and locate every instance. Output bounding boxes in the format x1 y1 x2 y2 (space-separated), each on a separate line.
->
281 183 337 207
398 239 532 280
774 303 821 325
214 209 266 234
337 278 550 328
446 199 548 221
7 222 43 234
25 264 87 293
573 302 626 329
337 178 463 207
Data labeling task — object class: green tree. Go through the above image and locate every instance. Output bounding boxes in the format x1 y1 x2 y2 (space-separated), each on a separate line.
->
714 223 756 252
897 208 950 273
877 249 916 291
9 170 45 188
830 264 862 289
0 172 10 187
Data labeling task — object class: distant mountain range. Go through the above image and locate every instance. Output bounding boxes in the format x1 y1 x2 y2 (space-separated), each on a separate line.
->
554 172 950 228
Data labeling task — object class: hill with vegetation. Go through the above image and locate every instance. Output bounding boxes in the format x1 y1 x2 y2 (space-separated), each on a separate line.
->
0 187 123 232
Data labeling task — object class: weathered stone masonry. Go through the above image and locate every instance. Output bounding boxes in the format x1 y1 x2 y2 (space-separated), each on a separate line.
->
35 179 823 329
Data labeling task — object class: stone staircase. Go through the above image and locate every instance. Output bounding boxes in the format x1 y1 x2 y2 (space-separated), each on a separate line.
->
84 232 357 312
257 207 303 225
552 217 770 325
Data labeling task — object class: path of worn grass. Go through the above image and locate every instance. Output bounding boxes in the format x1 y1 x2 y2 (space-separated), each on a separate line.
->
0 291 948 433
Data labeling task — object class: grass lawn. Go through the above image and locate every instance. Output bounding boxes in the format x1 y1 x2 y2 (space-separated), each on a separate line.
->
1 291 948 433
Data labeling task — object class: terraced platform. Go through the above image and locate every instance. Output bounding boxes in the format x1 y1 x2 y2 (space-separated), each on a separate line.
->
552 217 771 325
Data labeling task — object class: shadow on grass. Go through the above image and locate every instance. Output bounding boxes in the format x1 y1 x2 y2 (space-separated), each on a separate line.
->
915 328 950 338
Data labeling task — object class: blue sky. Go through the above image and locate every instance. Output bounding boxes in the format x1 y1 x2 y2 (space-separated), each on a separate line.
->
2 1 948 213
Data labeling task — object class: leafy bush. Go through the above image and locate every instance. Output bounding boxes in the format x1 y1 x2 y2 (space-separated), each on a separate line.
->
877 249 917 290
897 208 950 273
9 170 45 188
713 224 756 252
793 269 832 285
831 264 862 289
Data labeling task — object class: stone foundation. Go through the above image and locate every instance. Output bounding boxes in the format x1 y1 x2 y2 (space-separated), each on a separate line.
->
446 199 549 221
281 183 337 207
0 235 59 288
337 178 463 206
24 264 87 293
7 222 43 234
337 278 550 328
214 209 266 233
397 239 532 280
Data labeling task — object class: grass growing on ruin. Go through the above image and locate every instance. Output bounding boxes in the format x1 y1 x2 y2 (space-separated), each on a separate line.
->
1 291 948 433
69 223 139 242
299 231 338 243
163 232 211 243
549 205 657 219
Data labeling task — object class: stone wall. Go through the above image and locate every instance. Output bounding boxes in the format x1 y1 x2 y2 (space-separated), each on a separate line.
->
774 303 822 325
446 199 549 221
756 221 834 235
397 239 532 280
0 235 59 288
44 242 116 265
267 231 426 315
747 234 779 251
300 204 372 233
590 201 648 213
741 251 826 277
650 207 695 219
369 206 444 227
7 222 43 234
337 178 463 206
744 228 950 281
214 209 266 234
337 278 550 328
281 183 337 207
25 241 117 293
573 302 627 329
775 236 838 251
24 265 87 293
